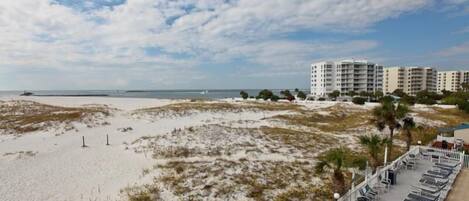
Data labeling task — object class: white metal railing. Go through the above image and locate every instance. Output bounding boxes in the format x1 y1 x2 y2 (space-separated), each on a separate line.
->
338 147 420 201
337 146 465 201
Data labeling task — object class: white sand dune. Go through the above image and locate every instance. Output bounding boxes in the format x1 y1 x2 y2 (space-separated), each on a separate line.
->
0 96 287 201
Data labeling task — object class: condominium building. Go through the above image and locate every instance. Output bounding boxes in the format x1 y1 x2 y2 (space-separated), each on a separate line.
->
383 67 437 96
437 71 469 93
310 60 383 96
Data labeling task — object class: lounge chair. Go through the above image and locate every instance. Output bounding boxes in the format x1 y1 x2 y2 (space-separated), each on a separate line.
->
434 161 460 168
412 183 445 194
419 177 448 188
407 193 439 201
426 169 452 178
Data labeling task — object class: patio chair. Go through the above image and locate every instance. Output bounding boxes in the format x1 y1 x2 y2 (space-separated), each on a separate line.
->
403 159 416 170
356 196 370 201
407 192 439 201
378 174 391 191
364 184 380 196
358 187 377 201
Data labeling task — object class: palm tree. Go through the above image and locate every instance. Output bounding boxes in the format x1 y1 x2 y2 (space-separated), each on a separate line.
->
359 134 389 172
461 82 469 92
372 100 409 160
402 117 416 151
315 147 365 195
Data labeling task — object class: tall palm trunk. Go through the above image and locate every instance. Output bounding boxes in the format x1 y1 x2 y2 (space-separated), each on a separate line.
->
333 169 346 195
406 130 412 151
388 128 394 160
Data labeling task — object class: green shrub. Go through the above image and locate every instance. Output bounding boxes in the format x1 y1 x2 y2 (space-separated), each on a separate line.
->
240 91 249 99
380 96 394 103
352 97 367 105
401 95 416 105
441 96 464 105
258 89 274 100
297 91 307 100
271 95 280 102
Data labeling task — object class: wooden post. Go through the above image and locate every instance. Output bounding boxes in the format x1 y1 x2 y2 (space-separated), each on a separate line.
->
82 136 86 148
106 134 109 146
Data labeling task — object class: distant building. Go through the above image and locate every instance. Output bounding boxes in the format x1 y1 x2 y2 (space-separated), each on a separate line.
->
310 60 383 96
383 67 437 96
437 71 469 93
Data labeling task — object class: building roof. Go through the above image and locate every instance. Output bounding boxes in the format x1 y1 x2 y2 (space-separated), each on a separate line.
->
455 123 469 131
439 123 469 133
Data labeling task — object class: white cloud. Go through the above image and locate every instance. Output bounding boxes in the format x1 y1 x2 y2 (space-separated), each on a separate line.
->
0 0 434 89
437 41 469 57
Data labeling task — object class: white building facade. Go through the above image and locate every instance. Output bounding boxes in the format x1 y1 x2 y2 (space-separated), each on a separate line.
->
437 71 469 93
383 67 438 96
310 60 383 96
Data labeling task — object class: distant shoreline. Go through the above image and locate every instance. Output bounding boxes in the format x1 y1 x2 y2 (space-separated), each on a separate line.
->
32 94 109 97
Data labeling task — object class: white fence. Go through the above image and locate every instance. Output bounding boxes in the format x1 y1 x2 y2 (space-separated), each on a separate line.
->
338 146 465 201
338 147 421 201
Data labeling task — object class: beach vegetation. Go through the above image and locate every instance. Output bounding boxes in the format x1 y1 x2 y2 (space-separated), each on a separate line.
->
240 91 249 99
371 99 409 159
315 147 366 195
328 90 340 100
358 134 389 171
352 97 367 105
297 91 307 100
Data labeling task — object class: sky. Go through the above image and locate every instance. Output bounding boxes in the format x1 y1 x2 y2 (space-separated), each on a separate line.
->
0 0 469 90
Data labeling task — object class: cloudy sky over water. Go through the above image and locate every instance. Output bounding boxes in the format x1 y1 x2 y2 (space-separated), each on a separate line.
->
0 0 469 90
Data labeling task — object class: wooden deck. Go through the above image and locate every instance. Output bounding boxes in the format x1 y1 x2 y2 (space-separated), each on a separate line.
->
447 169 469 201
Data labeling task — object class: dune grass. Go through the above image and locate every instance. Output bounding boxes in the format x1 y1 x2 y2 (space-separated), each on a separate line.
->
272 105 372 133
135 101 303 116
155 159 324 201
260 126 337 155
415 107 469 126
0 100 109 134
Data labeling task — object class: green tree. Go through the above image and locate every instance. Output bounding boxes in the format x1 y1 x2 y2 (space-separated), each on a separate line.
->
240 91 249 99
402 117 416 151
359 134 389 172
294 88 299 93
441 90 453 98
315 147 365 195
441 96 465 105
281 90 295 101
258 89 273 100
372 101 409 160
373 91 384 100
270 95 280 102
352 97 367 105
297 91 307 100
415 90 439 105
461 82 469 92
401 95 416 105
392 89 407 98
359 91 370 98
347 91 357 97
329 90 341 99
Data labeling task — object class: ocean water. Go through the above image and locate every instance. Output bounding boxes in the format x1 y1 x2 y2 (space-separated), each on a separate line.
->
0 89 309 100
